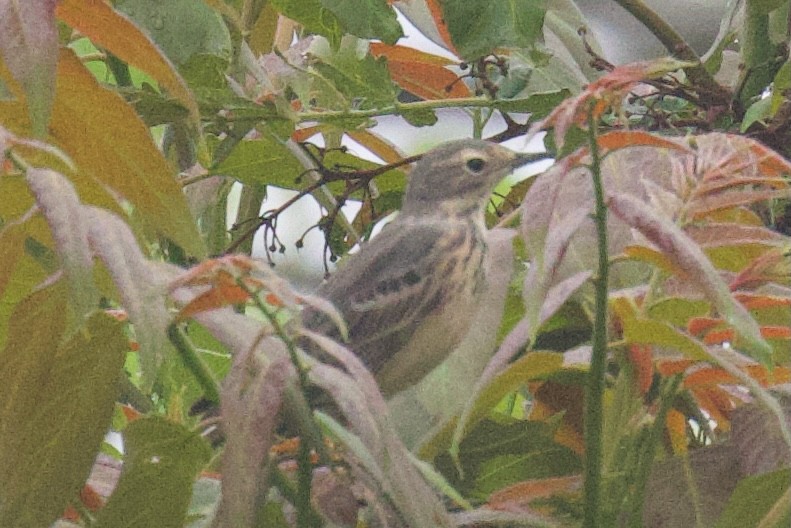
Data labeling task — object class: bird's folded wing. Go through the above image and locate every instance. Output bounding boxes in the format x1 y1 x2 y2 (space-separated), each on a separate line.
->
304 222 451 373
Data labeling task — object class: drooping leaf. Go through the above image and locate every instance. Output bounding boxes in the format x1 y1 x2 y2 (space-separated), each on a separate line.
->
25 167 99 327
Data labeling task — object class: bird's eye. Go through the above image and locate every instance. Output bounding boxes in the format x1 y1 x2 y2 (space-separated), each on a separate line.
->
465 157 486 173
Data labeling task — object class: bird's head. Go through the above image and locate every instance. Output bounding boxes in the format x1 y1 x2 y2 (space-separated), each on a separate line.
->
401 139 537 219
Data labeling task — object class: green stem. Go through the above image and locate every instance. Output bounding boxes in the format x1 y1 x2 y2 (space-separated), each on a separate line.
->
627 375 683 527
167 323 221 404
215 96 539 124
613 0 730 106
739 0 775 104
583 105 609 528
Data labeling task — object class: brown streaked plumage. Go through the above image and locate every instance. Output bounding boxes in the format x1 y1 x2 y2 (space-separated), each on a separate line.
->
303 139 537 397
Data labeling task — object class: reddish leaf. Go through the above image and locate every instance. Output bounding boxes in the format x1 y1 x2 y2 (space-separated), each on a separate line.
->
487 475 581 510
596 130 690 153
685 223 788 248
608 192 772 364
424 0 460 56
370 43 469 99
656 359 695 376
688 189 791 219
733 293 791 310
627 344 654 395
530 58 694 149
730 248 791 290
291 125 321 142
688 317 723 336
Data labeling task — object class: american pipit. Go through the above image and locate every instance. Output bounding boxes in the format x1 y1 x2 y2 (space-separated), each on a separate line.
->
303 139 538 397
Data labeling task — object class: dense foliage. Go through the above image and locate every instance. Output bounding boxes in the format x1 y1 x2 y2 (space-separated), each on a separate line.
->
0 1 789 527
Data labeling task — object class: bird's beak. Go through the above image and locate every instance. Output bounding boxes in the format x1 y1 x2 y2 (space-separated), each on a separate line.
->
511 151 549 169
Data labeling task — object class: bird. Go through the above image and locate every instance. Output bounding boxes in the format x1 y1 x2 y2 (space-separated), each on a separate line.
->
302 139 538 397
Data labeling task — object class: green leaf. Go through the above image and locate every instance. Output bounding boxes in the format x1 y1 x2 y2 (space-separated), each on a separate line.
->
95 417 212 528
320 0 403 44
440 0 546 60
400 106 439 127
270 0 344 48
715 469 790 528
210 133 305 187
647 298 711 328
0 285 128 528
115 0 232 66
124 86 191 127
311 38 397 110
740 94 773 132
435 419 581 499
623 317 711 361
493 89 569 117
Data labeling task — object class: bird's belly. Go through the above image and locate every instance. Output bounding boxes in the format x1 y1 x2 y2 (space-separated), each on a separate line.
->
375 277 482 396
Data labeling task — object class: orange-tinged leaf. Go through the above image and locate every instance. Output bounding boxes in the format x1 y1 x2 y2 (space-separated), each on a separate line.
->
703 328 735 345
291 125 322 143
759 326 791 339
384 59 470 99
622 244 684 275
33 49 204 256
487 475 581 508
627 344 654 395
691 385 734 427
688 317 722 336
666 408 687 454
748 141 791 177
56 0 198 121
597 130 690 153
656 358 695 376
424 0 459 56
346 130 403 163
120 404 142 422
177 284 251 320
369 43 456 66
531 58 695 149
684 364 791 388
370 43 469 99
703 325 791 345
79 484 104 512
733 293 791 310
265 292 284 307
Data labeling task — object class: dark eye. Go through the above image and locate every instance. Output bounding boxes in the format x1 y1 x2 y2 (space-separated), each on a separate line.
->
466 157 486 173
